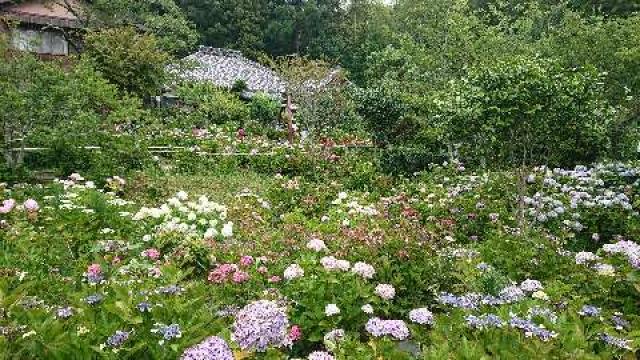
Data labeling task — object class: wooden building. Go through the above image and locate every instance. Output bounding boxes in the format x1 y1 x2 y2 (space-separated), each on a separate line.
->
0 0 82 56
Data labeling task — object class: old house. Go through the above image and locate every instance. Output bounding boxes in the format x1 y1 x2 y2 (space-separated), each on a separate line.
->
0 0 81 56
175 46 287 100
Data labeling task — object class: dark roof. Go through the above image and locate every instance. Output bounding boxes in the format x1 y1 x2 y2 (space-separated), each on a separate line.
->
176 47 286 98
0 0 82 29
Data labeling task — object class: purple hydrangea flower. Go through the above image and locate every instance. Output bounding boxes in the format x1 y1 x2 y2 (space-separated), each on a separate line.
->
137 301 153 313
465 314 505 329
152 323 182 342
180 336 234 360
509 315 557 341
157 284 183 296
611 313 630 330
365 317 410 340
232 300 290 352
599 333 632 350
106 330 130 348
578 305 601 317
437 292 481 309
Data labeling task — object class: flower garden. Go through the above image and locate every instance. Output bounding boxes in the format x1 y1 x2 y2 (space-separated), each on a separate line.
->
3 1 640 358
1 132 639 359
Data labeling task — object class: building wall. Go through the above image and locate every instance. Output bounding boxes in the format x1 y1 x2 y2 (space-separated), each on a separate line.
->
10 27 69 55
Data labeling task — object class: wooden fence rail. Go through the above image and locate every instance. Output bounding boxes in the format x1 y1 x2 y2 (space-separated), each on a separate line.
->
9 144 375 156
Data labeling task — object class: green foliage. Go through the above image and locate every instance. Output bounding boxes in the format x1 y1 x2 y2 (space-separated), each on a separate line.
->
176 83 250 126
433 56 614 168
0 37 142 171
354 87 409 147
82 0 199 55
83 27 171 98
249 93 281 125
178 0 345 58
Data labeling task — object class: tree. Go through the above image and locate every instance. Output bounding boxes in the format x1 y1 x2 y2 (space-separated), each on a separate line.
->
434 56 613 168
83 27 171 98
60 0 198 55
0 35 141 169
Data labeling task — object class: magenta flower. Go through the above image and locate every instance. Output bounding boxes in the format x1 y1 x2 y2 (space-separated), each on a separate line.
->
142 248 161 260
288 325 302 342
239 255 254 267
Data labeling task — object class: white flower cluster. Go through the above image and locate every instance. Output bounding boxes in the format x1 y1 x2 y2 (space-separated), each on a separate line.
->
133 192 233 240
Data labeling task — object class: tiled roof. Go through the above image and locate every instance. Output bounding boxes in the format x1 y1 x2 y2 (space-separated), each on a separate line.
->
176 47 286 98
0 0 82 29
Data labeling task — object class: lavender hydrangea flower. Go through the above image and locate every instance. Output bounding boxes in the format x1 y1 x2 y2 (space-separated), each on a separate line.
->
375 284 396 300
137 301 153 313
106 330 130 348
509 315 557 341
611 313 630 330
308 351 335 360
409 308 434 325
519 279 543 292
232 300 289 352
578 305 601 317
498 285 525 303
437 292 480 309
55 307 73 319
365 317 410 340
352 262 376 279
180 336 234 360
157 284 184 296
465 314 505 329
85 294 103 305
599 333 632 350
152 323 182 344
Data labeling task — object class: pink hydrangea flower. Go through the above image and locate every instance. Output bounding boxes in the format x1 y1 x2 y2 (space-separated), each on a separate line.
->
233 271 250 283
208 264 237 283
268 275 281 283
0 199 16 214
23 199 39 212
87 264 101 275
240 255 254 267
288 325 302 342
141 248 161 260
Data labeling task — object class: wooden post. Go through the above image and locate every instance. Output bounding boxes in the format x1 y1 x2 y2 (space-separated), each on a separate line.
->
286 94 295 144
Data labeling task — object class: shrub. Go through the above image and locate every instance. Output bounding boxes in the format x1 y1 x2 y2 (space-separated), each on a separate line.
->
354 86 408 147
83 27 171 98
176 83 250 126
249 93 281 125
433 56 615 168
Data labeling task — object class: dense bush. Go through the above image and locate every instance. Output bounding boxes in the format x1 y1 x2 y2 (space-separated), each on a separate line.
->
432 56 614 168
176 83 250 126
249 93 281 125
1 37 143 172
83 27 171 98
354 87 409 147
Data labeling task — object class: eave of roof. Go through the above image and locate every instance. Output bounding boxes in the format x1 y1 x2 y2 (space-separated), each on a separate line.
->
0 1 82 29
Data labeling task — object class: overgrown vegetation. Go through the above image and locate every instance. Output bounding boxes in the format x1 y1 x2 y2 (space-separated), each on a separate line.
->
1 0 640 359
